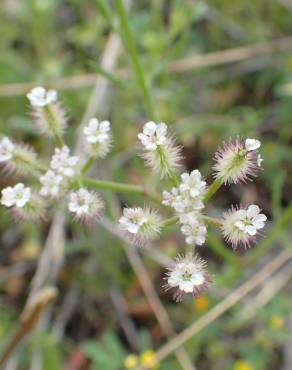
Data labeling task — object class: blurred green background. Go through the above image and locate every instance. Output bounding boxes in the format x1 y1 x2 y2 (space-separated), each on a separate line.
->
0 1 292 369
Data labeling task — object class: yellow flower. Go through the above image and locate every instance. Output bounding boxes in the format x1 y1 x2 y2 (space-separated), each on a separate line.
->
140 350 159 369
269 315 284 329
234 360 253 370
124 354 139 369
194 295 209 311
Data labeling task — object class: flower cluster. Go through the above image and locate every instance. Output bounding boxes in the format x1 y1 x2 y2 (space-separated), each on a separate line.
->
138 121 182 178
213 138 262 184
0 87 112 223
166 254 210 301
119 206 161 246
163 170 207 246
27 86 67 138
222 204 267 249
1 89 268 303
83 118 112 158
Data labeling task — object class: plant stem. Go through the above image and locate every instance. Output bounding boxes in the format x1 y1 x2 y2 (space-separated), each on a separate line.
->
162 216 179 228
162 215 222 229
115 0 158 121
80 176 161 204
82 157 95 174
202 215 222 227
204 178 223 202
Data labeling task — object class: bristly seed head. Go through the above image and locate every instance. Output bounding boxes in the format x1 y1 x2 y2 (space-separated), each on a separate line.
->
68 188 104 224
213 138 262 184
138 121 182 178
119 206 161 246
0 137 37 176
221 204 267 249
27 87 67 138
166 253 210 302
1 183 46 222
83 118 112 158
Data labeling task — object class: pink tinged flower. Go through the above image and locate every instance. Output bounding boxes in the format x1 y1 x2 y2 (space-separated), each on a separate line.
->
68 188 104 223
27 86 57 107
245 138 261 151
166 254 210 302
138 121 167 151
83 118 111 144
0 137 15 162
1 183 31 208
119 206 161 246
213 138 261 184
222 204 267 249
39 170 64 198
50 146 79 177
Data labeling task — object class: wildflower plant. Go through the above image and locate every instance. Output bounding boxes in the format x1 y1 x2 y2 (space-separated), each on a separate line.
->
0 86 267 302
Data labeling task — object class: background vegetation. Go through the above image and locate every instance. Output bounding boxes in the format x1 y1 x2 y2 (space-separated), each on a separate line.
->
0 0 292 369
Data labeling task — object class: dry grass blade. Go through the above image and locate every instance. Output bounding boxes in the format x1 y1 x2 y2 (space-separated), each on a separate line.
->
1 36 292 97
0 287 58 367
99 217 196 370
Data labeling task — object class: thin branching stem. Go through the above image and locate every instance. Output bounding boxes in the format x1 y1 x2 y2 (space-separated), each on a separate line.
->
115 0 158 121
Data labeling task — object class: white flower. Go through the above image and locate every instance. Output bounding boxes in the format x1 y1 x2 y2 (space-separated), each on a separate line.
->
180 213 207 246
138 121 167 151
119 207 148 234
50 146 79 177
0 137 15 162
68 188 104 223
27 86 57 107
39 170 64 197
257 154 263 167
179 170 206 198
162 170 205 215
245 138 261 151
138 121 182 178
83 118 111 144
119 206 161 246
1 183 31 208
222 205 267 249
166 254 210 301
234 205 267 236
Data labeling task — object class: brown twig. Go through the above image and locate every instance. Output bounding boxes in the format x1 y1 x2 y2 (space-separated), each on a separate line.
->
0 287 57 368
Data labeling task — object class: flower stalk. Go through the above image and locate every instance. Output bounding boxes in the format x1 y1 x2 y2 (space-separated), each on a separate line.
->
80 177 161 204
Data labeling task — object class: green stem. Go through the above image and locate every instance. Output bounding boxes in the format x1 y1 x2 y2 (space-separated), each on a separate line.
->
162 216 179 228
115 0 158 121
162 215 222 229
80 177 161 204
204 178 223 202
202 215 222 228
82 157 96 174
